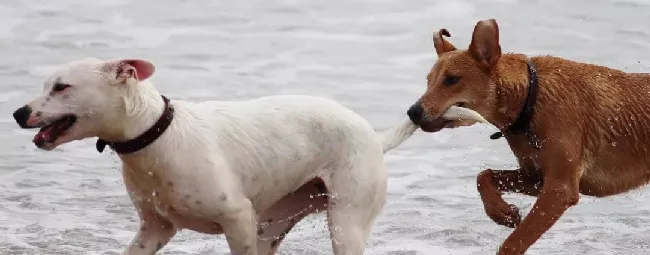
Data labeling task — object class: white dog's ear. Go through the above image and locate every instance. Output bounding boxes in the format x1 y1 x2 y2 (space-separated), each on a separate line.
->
103 59 155 83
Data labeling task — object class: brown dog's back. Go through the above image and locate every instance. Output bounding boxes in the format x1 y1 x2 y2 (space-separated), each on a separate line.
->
525 55 650 196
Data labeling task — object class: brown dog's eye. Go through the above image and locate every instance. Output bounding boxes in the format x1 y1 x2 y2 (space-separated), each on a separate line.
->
442 75 461 86
52 83 71 92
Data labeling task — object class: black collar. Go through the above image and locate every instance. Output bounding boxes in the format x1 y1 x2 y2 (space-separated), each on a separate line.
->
96 95 175 154
489 58 541 149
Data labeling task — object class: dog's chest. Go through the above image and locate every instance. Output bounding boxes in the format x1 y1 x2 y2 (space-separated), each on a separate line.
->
133 187 227 234
505 136 543 172
123 161 226 234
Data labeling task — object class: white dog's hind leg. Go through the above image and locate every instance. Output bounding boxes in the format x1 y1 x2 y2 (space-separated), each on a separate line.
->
122 203 177 255
326 202 379 255
326 163 388 255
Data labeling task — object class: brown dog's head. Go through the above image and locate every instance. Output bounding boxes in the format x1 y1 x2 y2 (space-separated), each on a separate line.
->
407 19 502 132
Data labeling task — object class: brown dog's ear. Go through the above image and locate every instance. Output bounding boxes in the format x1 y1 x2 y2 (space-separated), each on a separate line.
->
469 19 501 70
433 29 457 56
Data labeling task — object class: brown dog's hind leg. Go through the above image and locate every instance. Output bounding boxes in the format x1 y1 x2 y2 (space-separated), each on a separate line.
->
477 169 542 228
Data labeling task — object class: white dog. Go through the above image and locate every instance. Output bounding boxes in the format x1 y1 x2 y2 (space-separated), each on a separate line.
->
12 58 486 255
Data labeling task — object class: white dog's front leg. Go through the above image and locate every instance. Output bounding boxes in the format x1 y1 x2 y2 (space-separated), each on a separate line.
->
123 205 177 255
219 198 258 255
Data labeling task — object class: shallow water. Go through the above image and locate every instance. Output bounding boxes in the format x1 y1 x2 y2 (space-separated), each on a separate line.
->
2 0 650 254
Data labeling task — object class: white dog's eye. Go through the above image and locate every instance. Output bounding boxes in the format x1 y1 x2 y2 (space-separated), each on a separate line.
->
52 83 71 92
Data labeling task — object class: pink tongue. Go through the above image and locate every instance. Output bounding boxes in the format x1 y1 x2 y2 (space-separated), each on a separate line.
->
33 131 51 145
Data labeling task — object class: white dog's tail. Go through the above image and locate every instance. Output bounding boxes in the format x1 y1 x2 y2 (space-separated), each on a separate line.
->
379 118 418 153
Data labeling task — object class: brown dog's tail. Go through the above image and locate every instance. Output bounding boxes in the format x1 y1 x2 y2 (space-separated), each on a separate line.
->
379 118 419 153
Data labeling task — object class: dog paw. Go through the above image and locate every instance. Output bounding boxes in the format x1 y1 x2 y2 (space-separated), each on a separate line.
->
484 203 521 228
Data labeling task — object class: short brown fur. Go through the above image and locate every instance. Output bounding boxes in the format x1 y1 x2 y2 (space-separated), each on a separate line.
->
412 19 650 254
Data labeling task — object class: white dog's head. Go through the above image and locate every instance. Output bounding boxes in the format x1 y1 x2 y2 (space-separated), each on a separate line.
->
13 58 156 151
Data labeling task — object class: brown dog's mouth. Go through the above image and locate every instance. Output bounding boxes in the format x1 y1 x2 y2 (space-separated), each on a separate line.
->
419 102 466 133
420 118 454 133
33 115 77 147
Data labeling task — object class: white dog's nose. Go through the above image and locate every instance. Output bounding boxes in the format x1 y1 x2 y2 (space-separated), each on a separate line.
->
13 105 33 129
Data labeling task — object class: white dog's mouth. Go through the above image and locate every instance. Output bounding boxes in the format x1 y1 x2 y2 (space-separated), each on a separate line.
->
33 115 77 148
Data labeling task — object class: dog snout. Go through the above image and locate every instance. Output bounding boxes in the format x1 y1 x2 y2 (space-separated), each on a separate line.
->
13 105 33 129
407 104 424 124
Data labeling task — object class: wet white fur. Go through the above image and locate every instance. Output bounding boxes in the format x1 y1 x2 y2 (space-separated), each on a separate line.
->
18 58 418 255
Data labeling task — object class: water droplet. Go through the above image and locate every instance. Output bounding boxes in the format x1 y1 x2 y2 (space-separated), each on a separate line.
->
612 142 617 147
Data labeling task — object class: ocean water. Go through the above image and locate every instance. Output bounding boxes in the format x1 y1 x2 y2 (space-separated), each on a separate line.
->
2 0 650 254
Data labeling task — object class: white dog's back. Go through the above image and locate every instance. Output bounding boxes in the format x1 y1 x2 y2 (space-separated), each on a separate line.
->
165 95 415 209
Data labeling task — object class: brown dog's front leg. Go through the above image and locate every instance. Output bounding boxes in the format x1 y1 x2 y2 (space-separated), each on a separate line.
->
477 169 542 228
496 167 580 255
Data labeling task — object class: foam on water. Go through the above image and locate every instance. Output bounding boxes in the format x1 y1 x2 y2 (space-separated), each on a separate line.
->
2 0 650 254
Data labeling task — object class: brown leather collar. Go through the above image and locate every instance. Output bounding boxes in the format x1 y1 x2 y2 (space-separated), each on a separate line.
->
490 58 541 149
96 95 174 154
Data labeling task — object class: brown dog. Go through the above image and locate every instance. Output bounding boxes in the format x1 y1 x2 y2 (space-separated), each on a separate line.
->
407 18 650 254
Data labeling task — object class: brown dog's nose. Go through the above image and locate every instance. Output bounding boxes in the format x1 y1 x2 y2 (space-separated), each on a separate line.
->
13 105 32 129
407 104 424 124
